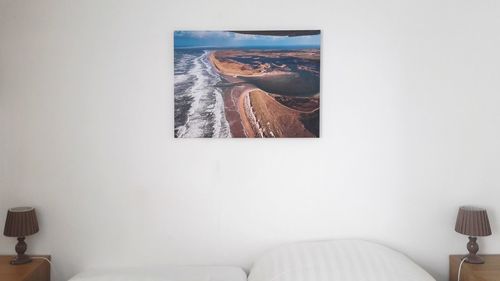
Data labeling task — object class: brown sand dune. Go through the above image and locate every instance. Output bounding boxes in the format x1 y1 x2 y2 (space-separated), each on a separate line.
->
244 89 316 138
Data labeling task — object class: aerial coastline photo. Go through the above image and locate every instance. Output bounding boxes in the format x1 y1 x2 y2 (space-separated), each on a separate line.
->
174 30 320 138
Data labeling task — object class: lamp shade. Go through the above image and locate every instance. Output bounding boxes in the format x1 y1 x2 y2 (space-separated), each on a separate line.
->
3 207 39 237
455 206 492 237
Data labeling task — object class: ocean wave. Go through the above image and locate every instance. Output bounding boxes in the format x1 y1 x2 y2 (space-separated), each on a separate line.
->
174 51 231 138
174 74 190 85
213 87 230 138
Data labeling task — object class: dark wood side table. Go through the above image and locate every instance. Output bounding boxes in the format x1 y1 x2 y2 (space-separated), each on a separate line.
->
450 255 500 281
0 256 50 281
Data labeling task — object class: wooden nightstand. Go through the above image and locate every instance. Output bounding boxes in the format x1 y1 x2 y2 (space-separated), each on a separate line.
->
450 255 500 281
0 256 50 281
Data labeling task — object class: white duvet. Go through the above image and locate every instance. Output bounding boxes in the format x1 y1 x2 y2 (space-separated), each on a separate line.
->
248 240 435 281
69 266 246 281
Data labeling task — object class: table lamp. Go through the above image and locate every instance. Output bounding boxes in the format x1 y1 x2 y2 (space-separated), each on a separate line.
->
3 207 39 265
455 206 492 264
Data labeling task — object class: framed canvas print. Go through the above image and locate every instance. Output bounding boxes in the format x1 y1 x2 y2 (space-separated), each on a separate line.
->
174 30 320 138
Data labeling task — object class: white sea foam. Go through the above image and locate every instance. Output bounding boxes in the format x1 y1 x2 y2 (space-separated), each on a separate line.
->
244 93 263 137
213 87 231 138
175 51 230 138
176 54 205 138
174 74 190 85
174 55 191 75
202 52 230 138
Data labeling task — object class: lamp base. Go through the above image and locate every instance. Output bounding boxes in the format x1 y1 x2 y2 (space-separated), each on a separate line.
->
464 236 485 264
9 237 32 265
10 255 32 265
464 254 485 264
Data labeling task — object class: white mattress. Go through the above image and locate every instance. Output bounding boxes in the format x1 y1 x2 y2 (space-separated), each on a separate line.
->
248 240 435 281
69 266 247 281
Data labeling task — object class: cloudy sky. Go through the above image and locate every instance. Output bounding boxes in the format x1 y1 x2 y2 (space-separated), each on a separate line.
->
174 31 321 48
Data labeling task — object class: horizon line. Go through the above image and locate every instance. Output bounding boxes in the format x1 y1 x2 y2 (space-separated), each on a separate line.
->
174 44 321 49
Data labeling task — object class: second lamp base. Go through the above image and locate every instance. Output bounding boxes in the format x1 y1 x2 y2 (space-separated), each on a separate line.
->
464 254 485 264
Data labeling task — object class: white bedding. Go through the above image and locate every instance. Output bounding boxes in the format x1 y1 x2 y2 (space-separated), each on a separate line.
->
248 240 435 281
69 266 247 281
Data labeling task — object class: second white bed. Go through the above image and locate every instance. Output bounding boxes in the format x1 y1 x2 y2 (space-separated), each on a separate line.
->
248 240 435 281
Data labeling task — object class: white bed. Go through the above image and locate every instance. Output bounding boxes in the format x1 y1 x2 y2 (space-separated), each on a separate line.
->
248 240 436 281
69 266 247 281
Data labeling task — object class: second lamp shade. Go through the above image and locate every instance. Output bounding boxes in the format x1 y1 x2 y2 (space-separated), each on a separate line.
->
455 206 492 237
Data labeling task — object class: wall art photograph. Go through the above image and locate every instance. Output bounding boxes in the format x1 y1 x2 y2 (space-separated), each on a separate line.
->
174 30 320 138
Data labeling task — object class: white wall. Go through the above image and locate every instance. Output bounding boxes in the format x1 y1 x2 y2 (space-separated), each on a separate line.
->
1 0 500 280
